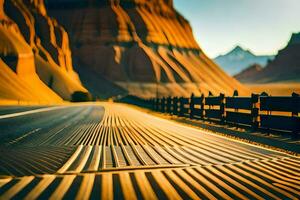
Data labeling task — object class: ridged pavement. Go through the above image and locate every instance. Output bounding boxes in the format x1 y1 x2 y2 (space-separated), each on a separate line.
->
0 103 299 199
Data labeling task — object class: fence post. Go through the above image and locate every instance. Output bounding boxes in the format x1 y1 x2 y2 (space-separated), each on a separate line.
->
173 97 178 115
167 97 171 114
157 98 161 112
200 94 204 119
190 94 195 119
151 98 155 110
179 97 184 117
159 98 162 112
251 94 259 131
146 99 150 109
292 93 299 138
162 97 166 113
159 98 163 112
220 93 225 123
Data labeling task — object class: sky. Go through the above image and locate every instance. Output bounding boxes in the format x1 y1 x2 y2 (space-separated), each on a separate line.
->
173 0 300 58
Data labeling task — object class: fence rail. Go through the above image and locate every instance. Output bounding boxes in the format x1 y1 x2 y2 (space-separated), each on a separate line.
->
119 93 300 137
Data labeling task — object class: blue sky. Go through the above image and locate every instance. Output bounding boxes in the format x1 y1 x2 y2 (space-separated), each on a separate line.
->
173 0 300 58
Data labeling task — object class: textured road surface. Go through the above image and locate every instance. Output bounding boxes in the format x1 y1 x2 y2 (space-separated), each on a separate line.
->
0 106 47 115
0 103 299 199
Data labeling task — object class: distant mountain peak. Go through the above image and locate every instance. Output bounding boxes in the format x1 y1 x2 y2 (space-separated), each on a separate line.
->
214 45 274 75
232 45 245 52
228 45 252 55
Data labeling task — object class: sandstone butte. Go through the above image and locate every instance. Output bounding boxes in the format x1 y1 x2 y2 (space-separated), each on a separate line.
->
0 0 87 103
0 0 249 102
47 0 249 98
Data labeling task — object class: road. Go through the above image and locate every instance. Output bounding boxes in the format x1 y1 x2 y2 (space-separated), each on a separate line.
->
0 103 299 199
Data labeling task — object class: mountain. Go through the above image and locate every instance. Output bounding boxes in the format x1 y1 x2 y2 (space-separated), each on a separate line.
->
45 0 249 98
214 46 274 76
234 32 300 83
234 64 263 83
0 0 87 102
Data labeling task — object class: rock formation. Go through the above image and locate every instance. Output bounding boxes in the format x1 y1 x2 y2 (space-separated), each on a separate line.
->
234 32 300 83
0 0 87 101
46 0 249 98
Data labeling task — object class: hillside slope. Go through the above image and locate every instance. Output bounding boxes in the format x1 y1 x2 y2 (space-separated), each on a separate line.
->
234 64 263 83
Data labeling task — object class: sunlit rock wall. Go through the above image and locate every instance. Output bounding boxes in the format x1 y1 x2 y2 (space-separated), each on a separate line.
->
47 0 249 98
0 0 87 101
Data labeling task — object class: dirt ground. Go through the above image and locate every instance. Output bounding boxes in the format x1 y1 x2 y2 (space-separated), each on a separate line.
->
246 82 300 96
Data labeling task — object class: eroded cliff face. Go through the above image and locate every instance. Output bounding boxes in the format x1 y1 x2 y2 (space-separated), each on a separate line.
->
0 0 87 101
47 0 249 98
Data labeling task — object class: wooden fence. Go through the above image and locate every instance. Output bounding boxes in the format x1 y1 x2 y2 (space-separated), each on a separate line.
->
119 93 300 137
